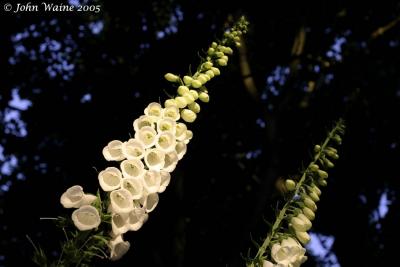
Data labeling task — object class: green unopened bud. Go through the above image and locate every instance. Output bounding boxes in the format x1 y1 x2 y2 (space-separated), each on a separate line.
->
302 207 315 220
216 58 227 66
181 109 197 123
198 92 209 103
333 134 342 144
235 42 241 47
234 36 240 42
164 99 177 108
189 90 198 100
203 61 213 70
215 51 224 58
297 214 312 229
164 73 179 82
175 96 187 108
205 70 215 78
310 164 319 172
207 48 215 56
323 158 334 168
183 93 195 105
313 186 322 196
318 179 328 187
211 42 217 48
317 170 328 179
224 47 233 55
177 85 190 96
188 102 201 113
326 146 337 153
309 192 320 202
200 73 210 82
325 150 339 159
303 196 317 211
211 67 220 76
191 79 202 88
285 179 296 191
183 76 193 86
296 231 311 245
314 145 321 153
197 75 208 85
221 55 229 61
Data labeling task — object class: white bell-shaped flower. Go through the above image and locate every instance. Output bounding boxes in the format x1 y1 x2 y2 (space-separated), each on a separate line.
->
135 126 157 148
122 138 145 159
158 171 171 193
157 118 176 134
175 141 187 160
120 159 145 179
141 193 159 213
98 167 122 192
71 205 101 231
142 170 161 193
122 178 143 200
144 148 165 171
156 131 176 153
60 185 96 208
109 235 130 261
175 123 188 141
162 151 179 173
133 115 155 132
128 208 147 231
144 102 163 119
103 140 125 161
271 237 307 266
110 189 134 213
111 212 129 236
163 106 180 121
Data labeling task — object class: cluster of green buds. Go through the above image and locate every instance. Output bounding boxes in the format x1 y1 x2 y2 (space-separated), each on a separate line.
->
248 119 345 267
163 16 249 123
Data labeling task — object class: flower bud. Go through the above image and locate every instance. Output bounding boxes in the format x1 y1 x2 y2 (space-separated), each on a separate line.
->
191 79 202 88
164 99 177 108
224 47 233 55
235 42 241 47
314 145 321 153
197 75 208 85
313 185 322 196
297 213 312 229
333 134 342 144
302 207 315 220
189 90 199 100
285 179 296 191
175 141 187 160
72 205 101 231
198 92 210 103
296 231 311 245
221 55 229 62
188 102 201 113
181 109 197 123
317 170 328 179
183 75 193 86
183 92 195 105
203 61 213 69
318 179 328 187
211 42 217 48
215 51 224 58
303 196 317 211
309 191 320 202
174 96 187 108
323 157 335 168
291 216 308 232
164 73 179 82
310 164 319 172
205 70 215 78
217 58 227 66
177 85 190 96
207 48 215 56
175 123 187 141
211 67 220 76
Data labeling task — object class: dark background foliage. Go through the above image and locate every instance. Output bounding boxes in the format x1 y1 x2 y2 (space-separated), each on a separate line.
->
0 0 399 266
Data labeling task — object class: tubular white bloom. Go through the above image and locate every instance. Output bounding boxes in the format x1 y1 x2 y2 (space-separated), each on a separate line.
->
103 140 125 161
262 260 285 267
71 205 101 231
162 151 179 173
144 102 163 119
142 170 161 194
122 178 143 200
120 159 145 179
111 213 129 236
158 171 171 193
175 123 188 141
98 167 122 192
141 193 159 213
156 131 176 152
163 106 180 121
60 185 96 208
271 237 307 266
135 126 157 148
122 138 146 159
175 141 187 160
133 115 155 132
110 189 134 214
109 235 130 261
157 118 176 134
144 148 165 171
128 208 147 231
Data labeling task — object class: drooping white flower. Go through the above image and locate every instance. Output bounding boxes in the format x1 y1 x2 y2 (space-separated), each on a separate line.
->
109 235 130 261
120 159 145 179
103 140 125 161
144 102 163 119
271 237 307 267
141 193 159 213
98 167 122 192
157 118 176 134
60 185 97 208
162 151 179 173
122 139 145 159
175 141 187 160
163 106 180 121
71 205 101 231
122 178 143 200
110 189 134 213
133 115 155 132
158 171 171 193
175 123 187 141
135 126 157 148
142 170 161 194
128 208 148 231
144 148 165 171
111 212 129 236
262 260 286 267
156 131 176 153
